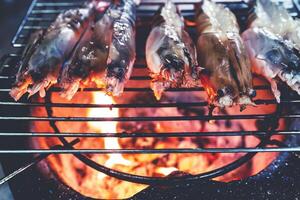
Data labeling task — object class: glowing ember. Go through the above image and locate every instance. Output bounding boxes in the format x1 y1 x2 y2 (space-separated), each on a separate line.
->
156 167 178 176
30 78 285 199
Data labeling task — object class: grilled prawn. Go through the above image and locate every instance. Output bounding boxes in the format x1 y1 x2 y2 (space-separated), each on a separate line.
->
249 0 300 50
196 0 255 109
242 27 300 102
105 0 140 96
10 2 96 101
59 4 121 100
242 0 300 102
146 0 200 100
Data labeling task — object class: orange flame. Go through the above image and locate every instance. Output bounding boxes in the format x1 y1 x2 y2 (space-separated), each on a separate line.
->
88 92 132 169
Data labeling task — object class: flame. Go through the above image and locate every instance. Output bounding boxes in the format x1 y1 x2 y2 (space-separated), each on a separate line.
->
156 167 178 176
199 73 217 103
88 92 132 169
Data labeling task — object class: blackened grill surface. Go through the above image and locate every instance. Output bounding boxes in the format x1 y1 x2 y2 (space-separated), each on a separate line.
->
0 0 300 200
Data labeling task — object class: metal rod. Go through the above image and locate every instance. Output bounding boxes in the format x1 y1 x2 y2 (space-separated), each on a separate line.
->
35 2 83 7
0 75 151 81
1 147 300 154
11 0 38 46
0 99 299 108
0 139 80 186
0 130 299 138
34 0 203 8
0 54 10 72
0 101 208 108
0 114 298 122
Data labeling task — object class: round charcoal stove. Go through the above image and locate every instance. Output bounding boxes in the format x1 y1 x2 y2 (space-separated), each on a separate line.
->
0 0 300 200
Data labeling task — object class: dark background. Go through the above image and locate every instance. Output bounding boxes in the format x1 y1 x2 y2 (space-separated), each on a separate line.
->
0 1 31 199
0 0 31 58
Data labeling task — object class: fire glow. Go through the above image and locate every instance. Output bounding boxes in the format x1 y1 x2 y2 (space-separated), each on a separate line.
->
88 92 132 168
30 78 285 199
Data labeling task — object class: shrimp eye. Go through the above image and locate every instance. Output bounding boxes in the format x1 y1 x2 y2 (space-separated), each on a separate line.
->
107 61 126 80
266 49 282 65
201 68 211 76
288 54 300 70
224 87 233 95
249 89 256 98
163 54 184 71
217 89 225 97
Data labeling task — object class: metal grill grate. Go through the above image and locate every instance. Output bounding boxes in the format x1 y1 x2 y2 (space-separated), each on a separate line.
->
0 0 300 186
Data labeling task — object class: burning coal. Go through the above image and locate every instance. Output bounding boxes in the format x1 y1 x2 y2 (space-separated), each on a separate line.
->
29 78 285 199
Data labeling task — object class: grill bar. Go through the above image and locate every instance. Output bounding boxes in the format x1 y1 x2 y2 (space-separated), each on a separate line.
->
0 130 297 138
2 147 300 154
0 75 152 80
0 114 298 122
0 99 299 108
0 139 80 186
